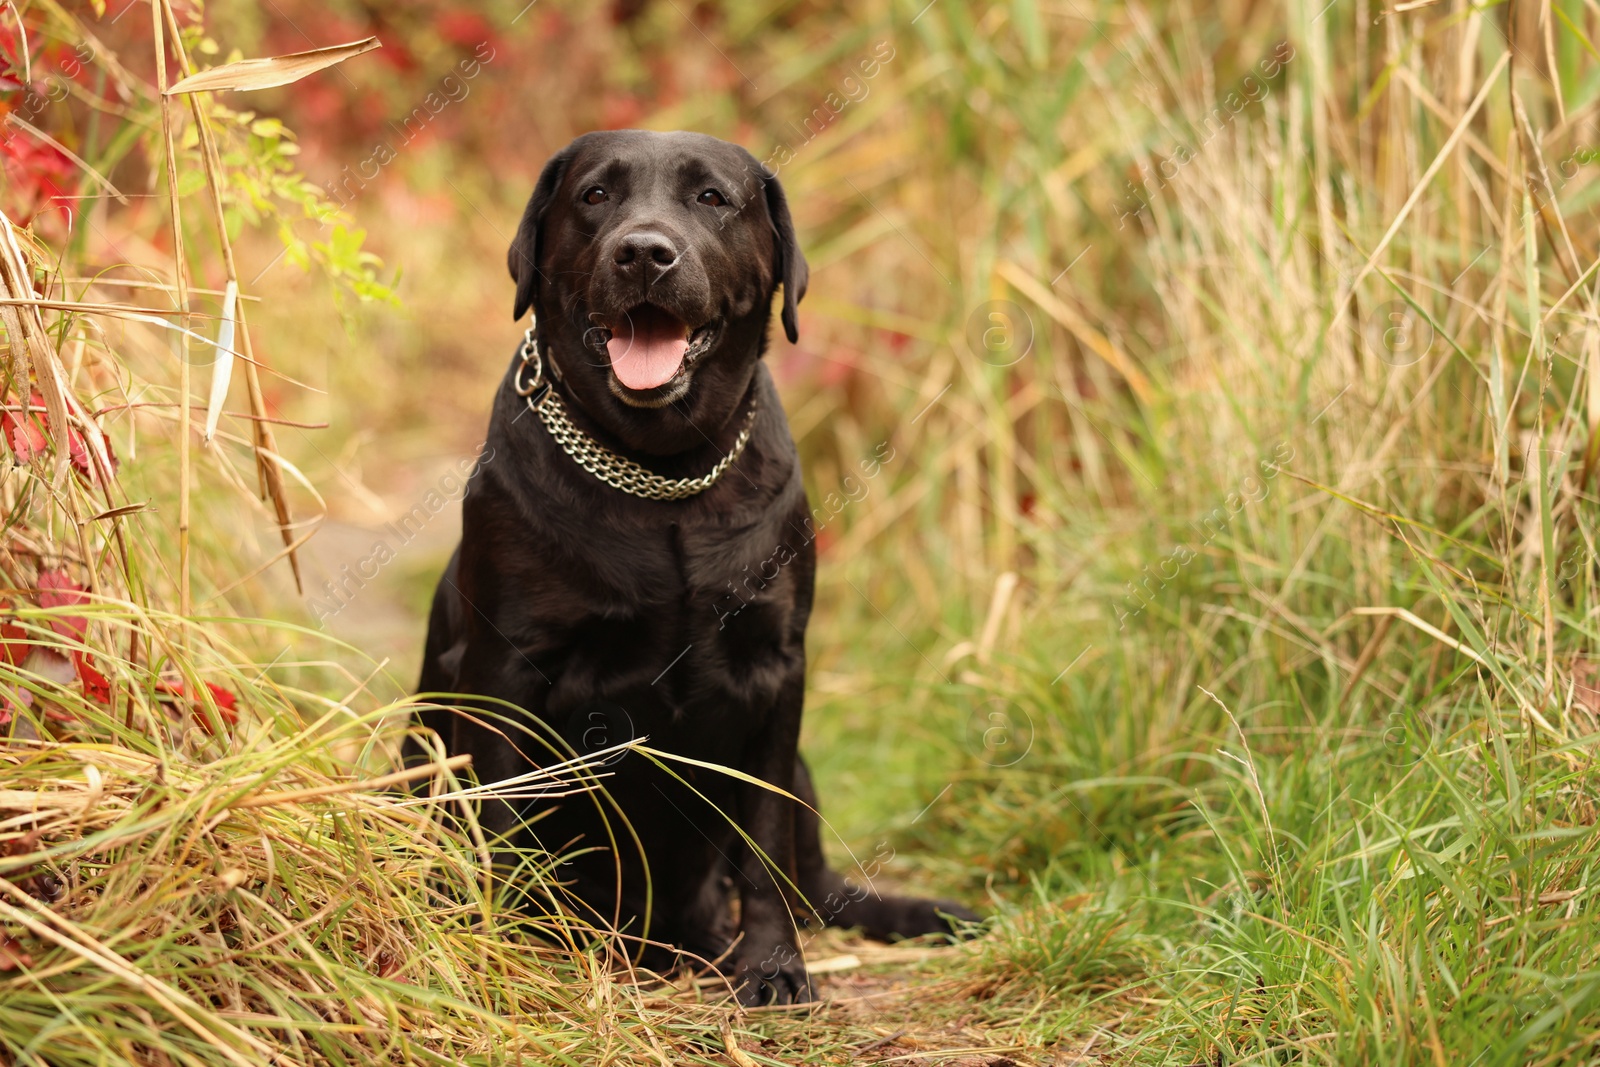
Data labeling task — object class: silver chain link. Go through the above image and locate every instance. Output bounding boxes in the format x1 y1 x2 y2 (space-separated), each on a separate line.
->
514 327 757 502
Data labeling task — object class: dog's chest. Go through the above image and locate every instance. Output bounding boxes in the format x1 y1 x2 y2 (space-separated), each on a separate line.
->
539 503 808 746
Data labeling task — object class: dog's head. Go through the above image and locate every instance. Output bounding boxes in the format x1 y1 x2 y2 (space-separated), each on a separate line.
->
507 130 807 454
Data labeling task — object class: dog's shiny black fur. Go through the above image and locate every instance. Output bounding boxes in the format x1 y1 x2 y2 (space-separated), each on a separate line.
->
408 130 975 1005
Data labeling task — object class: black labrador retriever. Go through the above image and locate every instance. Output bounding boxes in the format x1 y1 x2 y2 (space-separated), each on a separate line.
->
409 130 974 1005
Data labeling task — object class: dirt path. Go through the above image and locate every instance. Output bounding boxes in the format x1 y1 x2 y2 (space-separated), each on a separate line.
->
714 932 1088 1067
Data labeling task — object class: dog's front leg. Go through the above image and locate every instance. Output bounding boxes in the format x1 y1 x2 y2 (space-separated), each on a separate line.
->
445 636 551 861
729 670 812 1006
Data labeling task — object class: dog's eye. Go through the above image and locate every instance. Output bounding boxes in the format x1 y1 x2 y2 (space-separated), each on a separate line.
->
582 187 608 205
697 189 727 207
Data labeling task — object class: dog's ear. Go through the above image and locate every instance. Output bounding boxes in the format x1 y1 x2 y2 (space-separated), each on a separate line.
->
508 144 575 321
762 170 809 344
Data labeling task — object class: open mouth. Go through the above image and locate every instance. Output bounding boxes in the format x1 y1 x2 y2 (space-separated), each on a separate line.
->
596 304 717 391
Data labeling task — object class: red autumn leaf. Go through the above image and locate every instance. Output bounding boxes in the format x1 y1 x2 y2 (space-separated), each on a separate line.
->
37 569 87 643
2 394 47 463
0 17 21 69
72 651 110 704
433 11 492 48
156 678 239 733
0 684 33 727
195 682 240 734
4 392 117 482
374 38 418 73
0 136 75 223
0 934 31 971
66 413 116 485
204 682 238 717
67 427 92 479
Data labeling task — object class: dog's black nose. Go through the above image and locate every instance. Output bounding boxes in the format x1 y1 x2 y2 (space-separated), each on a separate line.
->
613 231 678 273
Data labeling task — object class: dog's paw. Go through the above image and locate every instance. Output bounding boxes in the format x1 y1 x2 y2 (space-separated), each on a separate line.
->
730 942 815 1007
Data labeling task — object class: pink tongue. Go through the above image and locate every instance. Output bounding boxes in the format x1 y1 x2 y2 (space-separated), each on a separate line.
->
607 308 689 390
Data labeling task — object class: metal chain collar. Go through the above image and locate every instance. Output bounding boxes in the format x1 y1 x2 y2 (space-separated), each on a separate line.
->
513 326 758 502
